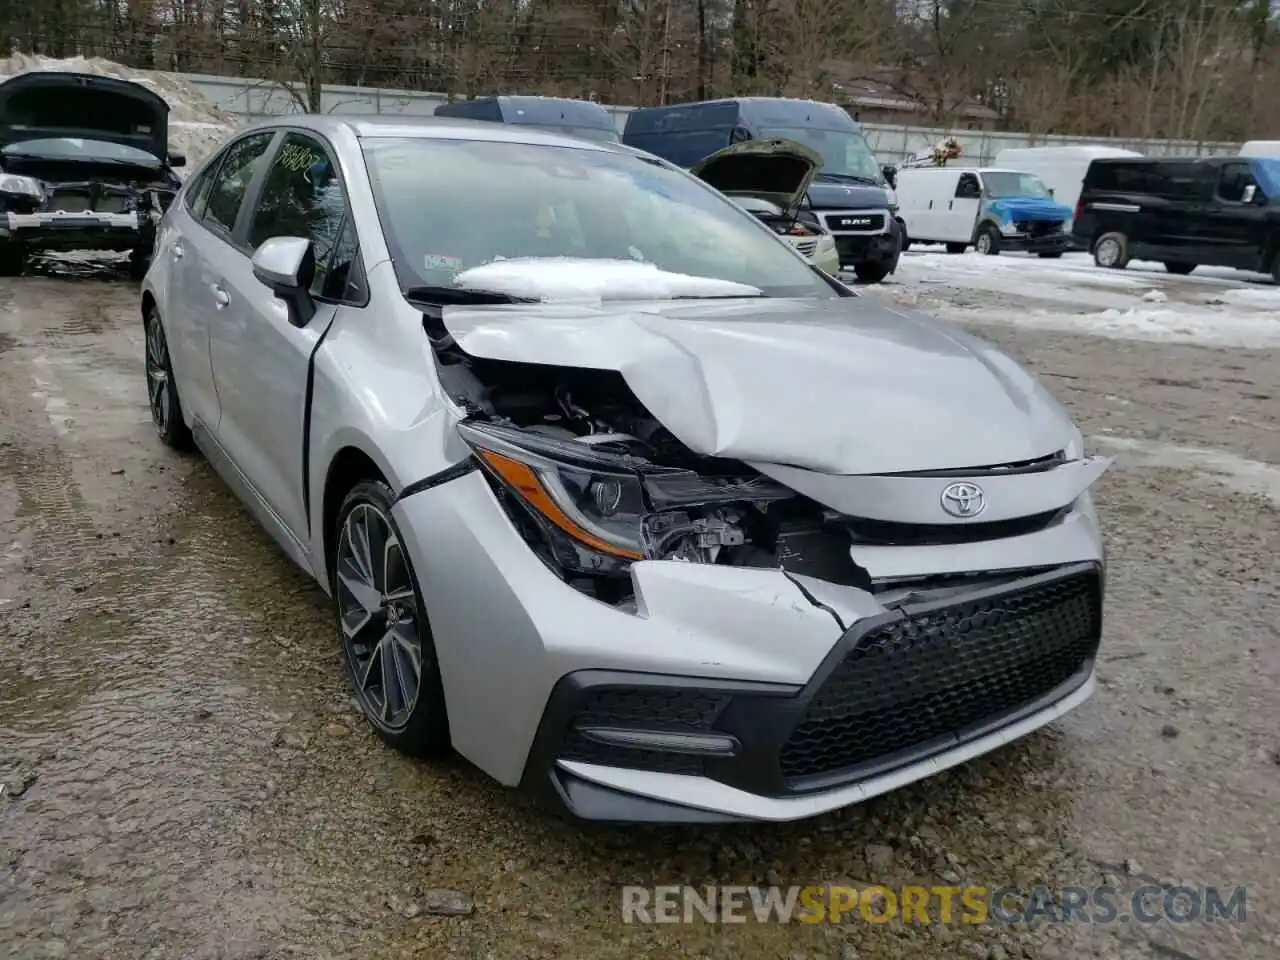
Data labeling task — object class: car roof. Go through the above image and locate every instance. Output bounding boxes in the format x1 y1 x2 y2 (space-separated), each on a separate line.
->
237 113 638 155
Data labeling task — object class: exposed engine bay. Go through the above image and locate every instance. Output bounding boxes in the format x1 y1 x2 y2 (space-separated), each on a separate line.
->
425 308 907 604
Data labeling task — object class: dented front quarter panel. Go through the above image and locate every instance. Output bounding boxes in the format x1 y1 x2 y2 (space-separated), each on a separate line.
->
440 295 1080 476
391 468 854 784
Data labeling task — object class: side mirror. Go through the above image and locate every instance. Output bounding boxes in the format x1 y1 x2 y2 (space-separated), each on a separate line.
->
252 236 316 326
881 164 897 188
168 151 186 168
1048 187 1055 197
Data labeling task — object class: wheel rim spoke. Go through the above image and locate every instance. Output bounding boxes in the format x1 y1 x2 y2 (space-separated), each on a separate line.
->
337 502 425 729
145 320 169 427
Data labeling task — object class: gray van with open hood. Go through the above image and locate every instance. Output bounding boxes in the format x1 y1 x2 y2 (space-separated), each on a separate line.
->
0 71 186 279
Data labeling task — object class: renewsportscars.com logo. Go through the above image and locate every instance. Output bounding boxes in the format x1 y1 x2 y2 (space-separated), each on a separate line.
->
621 884 1247 926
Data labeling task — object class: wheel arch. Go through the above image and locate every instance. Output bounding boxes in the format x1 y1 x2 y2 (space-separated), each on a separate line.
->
321 444 390 581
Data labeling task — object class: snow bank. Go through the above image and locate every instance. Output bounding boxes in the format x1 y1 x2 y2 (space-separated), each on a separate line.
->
0 54 238 173
455 258 763 302
970 302 1280 349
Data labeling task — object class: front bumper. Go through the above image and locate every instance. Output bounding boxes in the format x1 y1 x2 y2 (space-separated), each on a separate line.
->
833 229 901 270
1002 228 1069 254
392 468 1107 823
527 562 1102 822
2 210 150 252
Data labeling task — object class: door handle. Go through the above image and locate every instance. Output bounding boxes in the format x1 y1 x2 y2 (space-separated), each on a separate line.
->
212 284 230 309
172 240 184 260
949 200 954 210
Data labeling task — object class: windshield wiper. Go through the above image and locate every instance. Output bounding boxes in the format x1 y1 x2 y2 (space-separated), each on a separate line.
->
815 172 881 186
403 285 537 306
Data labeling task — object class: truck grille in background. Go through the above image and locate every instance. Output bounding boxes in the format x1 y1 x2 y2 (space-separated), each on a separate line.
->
825 213 886 233
793 238 818 257
1014 220 1063 236
779 566 1101 786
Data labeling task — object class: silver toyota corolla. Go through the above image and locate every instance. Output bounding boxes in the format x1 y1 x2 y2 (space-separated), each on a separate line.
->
140 115 1109 823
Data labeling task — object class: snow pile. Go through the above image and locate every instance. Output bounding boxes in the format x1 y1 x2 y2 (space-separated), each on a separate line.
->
982 303 1280 349
455 258 763 302
0 55 238 172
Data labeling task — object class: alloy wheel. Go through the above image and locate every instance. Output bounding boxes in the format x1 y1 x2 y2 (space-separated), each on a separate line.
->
335 503 423 729
1095 237 1120 267
145 316 171 433
975 234 991 254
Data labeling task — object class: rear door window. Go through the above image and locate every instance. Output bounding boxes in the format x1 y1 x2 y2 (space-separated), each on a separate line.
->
203 132 275 238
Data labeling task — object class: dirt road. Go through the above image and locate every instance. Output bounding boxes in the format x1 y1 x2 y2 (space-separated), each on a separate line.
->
1 271 1277 959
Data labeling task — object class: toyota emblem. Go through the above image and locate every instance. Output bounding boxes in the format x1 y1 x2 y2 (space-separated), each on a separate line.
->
940 481 986 518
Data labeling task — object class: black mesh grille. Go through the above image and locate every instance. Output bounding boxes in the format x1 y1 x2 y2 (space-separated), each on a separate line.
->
779 569 1101 785
560 687 730 776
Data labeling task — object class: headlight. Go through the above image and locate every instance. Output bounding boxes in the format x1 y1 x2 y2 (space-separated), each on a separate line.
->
999 220 1018 235
884 187 897 206
0 173 44 200
458 421 793 576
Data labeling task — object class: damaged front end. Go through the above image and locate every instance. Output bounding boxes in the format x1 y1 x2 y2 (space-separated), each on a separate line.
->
0 71 182 270
431 330 872 611
411 290 1107 821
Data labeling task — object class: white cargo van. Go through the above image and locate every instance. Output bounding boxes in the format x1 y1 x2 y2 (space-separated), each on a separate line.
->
1240 141 1280 158
896 166 1073 256
992 145 1142 230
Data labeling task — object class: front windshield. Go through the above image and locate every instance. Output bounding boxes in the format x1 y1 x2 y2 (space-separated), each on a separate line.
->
362 137 835 298
1 137 161 165
757 126 881 182
983 171 1052 198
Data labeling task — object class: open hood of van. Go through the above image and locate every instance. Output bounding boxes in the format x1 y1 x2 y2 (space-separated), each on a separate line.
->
691 138 821 219
0 71 170 162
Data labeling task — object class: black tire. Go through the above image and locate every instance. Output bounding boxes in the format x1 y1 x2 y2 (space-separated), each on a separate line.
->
852 261 891 283
975 225 1002 256
1272 252 1280 285
944 242 967 254
1092 231 1130 269
332 479 450 757
1163 261 1195 276
128 247 151 282
144 306 193 450
900 232 911 253
1037 251 1064 259
0 240 26 277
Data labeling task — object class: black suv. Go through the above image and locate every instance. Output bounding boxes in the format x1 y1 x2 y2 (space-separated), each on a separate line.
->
1071 156 1280 279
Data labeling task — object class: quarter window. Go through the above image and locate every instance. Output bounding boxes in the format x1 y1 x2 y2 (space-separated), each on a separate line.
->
247 132 353 299
204 132 274 236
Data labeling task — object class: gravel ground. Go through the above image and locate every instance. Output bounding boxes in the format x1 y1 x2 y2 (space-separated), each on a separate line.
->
1 263 1277 959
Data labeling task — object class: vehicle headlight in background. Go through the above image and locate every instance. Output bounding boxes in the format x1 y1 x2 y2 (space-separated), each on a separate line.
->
0 173 44 200
458 420 793 576
884 187 897 207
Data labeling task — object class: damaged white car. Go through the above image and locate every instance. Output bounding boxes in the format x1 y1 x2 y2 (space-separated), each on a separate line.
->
141 115 1109 823
692 137 842 276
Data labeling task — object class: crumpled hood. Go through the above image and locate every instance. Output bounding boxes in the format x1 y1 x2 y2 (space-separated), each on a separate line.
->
440 294 1078 476
691 138 822 219
806 180 892 211
989 195 1073 224
0 70 170 161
